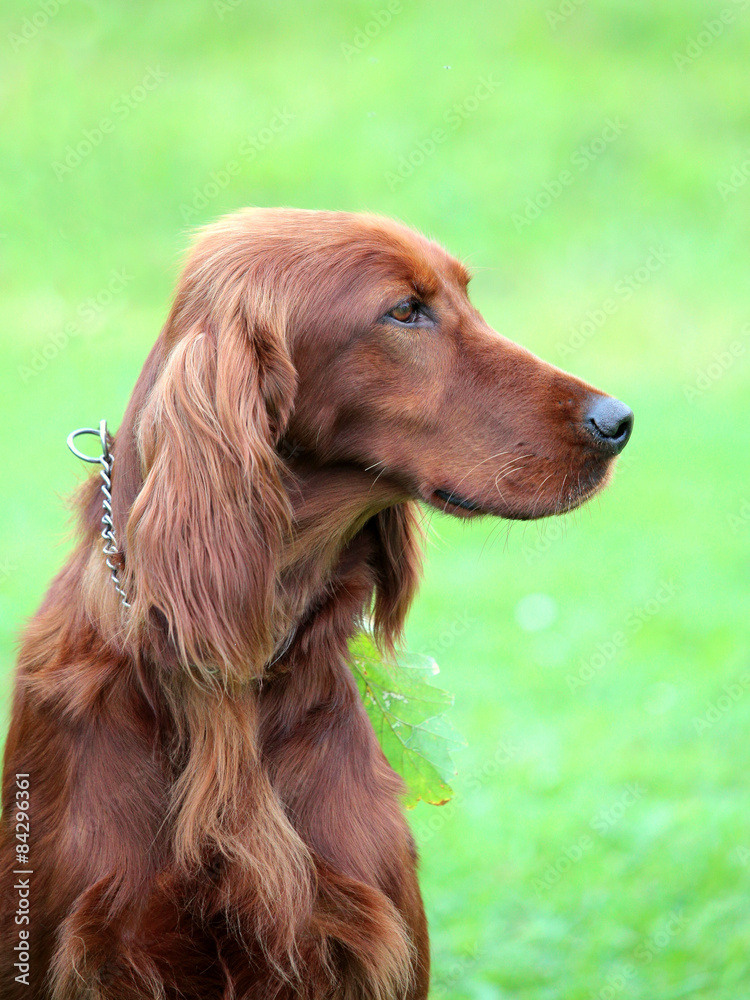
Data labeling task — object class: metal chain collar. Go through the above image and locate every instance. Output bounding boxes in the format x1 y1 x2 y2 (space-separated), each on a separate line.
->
66 421 299 666
67 420 130 608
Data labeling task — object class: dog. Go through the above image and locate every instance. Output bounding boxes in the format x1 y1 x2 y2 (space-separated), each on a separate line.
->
0 208 632 999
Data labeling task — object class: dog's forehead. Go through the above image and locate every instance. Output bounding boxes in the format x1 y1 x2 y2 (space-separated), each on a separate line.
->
251 209 467 288
340 214 471 296
201 208 470 302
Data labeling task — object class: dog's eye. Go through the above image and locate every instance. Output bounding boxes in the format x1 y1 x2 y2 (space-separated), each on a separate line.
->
387 299 421 324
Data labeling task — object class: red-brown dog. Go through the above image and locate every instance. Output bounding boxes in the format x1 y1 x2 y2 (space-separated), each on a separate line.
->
0 209 632 999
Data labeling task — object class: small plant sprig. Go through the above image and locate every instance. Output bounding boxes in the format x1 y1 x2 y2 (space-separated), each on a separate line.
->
349 632 465 808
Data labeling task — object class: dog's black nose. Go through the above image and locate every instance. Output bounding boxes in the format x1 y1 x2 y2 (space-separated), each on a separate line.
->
584 395 633 455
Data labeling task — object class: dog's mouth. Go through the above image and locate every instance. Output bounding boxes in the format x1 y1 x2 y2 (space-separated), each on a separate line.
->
430 488 486 516
427 459 613 521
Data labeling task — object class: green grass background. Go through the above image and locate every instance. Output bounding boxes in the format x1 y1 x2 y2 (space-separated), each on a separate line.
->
1 1 749 996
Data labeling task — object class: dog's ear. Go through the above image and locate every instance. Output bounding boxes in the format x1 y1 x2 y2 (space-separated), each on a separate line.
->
371 503 423 655
124 278 296 684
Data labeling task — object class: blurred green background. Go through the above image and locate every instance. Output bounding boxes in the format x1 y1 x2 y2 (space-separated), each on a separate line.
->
1 0 749 996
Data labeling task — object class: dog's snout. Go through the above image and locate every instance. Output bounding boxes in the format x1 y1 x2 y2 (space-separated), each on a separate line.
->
583 395 634 455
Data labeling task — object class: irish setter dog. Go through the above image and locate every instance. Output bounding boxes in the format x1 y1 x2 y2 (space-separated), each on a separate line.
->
0 209 632 999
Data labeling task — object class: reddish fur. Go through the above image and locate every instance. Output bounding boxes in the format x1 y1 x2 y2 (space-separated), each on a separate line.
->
1 209 623 998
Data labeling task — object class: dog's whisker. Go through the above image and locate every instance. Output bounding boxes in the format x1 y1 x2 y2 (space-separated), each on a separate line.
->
449 449 514 496
529 473 555 519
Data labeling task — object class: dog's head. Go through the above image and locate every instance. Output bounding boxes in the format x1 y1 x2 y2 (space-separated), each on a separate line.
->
271 210 633 520
115 209 632 676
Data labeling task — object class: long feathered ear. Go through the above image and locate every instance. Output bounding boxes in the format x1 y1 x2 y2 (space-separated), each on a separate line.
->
371 502 423 655
124 281 296 685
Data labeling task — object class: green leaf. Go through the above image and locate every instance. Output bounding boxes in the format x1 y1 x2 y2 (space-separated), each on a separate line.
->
349 632 465 808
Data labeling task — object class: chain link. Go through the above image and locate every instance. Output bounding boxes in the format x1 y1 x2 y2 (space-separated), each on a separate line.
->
67 420 130 608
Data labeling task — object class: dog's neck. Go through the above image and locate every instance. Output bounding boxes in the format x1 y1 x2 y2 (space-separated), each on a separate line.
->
282 457 404 568
82 434 419 693
275 457 412 657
